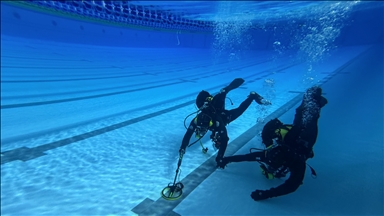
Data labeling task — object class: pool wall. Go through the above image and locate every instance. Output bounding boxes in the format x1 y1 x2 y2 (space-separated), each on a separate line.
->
2 2 382 49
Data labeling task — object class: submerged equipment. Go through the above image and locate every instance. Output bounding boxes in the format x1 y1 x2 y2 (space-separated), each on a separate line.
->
183 94 216 154
182 79 241 153
163 80 245 200
250 147 290 179
183 111 210 153
260 163 289 179
161 151 185 200
251 117 318 179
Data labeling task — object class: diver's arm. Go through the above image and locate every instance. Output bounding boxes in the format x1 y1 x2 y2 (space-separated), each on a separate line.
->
215 126 229 162
180 120 196 152
264 160 306 198
223 151 266 163
212 78 245 109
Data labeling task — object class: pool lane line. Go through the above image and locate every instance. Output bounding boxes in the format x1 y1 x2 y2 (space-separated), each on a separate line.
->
1 80 186 109
1 55 96 62
1 54 259 82
1 56 263 83
1 58 274 109
1 73 152 83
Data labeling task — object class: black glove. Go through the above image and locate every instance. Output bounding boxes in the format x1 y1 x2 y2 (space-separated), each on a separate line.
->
179 148 185 156
251 190 270 201
250 92 271 105
216 157 229 169
319 96 328 108
261 99 272 105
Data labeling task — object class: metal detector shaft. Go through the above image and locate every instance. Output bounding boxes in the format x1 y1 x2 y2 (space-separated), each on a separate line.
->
171 153 184 185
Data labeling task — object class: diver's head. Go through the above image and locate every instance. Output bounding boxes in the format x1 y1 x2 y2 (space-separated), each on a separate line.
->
261 118 283 147
196 90 213 109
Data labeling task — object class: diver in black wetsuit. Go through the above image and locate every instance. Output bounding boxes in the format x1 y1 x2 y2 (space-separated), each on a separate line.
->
218 86 328 201
179 78 271 167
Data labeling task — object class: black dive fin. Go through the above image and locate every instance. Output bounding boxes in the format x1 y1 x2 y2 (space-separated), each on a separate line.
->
223 78 244 93
319 96 328 108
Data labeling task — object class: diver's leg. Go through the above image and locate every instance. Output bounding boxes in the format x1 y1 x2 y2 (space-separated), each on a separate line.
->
226 92 270 123
292 101 319 148
222 78 244 93
226 96 253 123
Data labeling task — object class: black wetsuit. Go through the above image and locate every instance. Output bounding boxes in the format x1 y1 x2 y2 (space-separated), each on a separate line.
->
180 91 255 163
222 140 307 200
222 90 327 200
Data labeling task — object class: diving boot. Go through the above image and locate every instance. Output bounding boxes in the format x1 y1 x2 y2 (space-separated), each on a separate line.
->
249 91 271 105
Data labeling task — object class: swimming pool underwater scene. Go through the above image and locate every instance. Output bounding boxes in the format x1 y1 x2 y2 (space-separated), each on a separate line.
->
1 1 383 215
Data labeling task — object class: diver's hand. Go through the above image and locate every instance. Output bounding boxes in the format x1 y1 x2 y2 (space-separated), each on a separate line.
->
261 99 272 105
251 190 270 201
256 96 272 105
250 92 271 105
216 157 229 169
179 148 185 156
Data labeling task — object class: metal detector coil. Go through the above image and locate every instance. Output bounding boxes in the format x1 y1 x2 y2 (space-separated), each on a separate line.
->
161 182 184 200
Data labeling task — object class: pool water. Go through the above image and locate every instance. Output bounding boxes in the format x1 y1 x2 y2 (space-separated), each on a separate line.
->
1 1 383 215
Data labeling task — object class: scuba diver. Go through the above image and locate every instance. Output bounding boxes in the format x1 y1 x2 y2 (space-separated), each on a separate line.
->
179 78 271 167
217 86 328 201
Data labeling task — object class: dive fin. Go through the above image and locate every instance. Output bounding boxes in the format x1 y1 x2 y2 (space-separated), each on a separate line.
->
223 78 244 93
